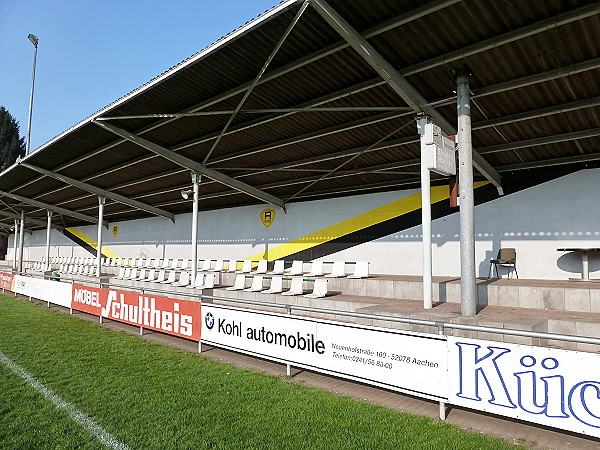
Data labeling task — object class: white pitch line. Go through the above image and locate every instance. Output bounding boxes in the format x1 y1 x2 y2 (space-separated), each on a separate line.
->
0 350 129 450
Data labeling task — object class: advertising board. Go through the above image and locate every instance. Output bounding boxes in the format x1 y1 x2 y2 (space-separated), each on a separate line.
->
0 272 14 290
14 276 72 308
448 336 600 438
72 285 201 341
202 304 447 400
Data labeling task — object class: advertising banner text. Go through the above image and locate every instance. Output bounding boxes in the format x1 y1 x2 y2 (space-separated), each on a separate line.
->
72 285 201 341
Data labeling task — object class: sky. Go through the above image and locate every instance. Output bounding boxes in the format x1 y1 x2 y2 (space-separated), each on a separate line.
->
0 0 281 151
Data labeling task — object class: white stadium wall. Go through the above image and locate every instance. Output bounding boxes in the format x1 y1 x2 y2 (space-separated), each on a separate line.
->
9 168 600 280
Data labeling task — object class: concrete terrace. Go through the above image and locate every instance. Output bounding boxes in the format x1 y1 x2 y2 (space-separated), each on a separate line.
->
63 266 600 353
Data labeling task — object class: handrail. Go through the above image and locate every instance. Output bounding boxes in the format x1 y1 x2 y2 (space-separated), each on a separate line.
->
4 269 600 347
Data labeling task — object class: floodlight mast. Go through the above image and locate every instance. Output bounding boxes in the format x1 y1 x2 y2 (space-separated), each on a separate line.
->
26 34 39 154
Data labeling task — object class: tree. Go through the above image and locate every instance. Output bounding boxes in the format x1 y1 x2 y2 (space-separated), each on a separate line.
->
0 107 26 169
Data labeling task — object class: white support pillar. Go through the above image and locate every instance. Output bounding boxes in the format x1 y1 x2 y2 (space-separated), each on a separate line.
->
18 210 25 274
417 116 433 309
12 219 19 270
96 197 106 277
45 210 53 271
455 67 478 316
190 173 200 284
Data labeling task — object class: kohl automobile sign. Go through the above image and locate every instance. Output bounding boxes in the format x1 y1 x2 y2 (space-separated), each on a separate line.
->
448 337 600 437
201 304 448 401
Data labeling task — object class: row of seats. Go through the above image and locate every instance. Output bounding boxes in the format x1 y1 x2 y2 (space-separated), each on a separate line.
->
112 267 327 298
103 258 368 279
46 256 96 265
41 256 369 281
226 275 328 298
233 259 368 279
58 264 99 276
114 268 216 289
24 261 48 271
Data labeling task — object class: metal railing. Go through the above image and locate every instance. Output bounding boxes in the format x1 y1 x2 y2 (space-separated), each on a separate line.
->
5 269 600 347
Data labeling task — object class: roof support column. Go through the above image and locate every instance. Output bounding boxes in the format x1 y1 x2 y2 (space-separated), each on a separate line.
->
18 210 25 274
96 197 106 277
45 210 53 271
417 116 433 309
190 173 200 285
455 67 478 316
12 219 19 271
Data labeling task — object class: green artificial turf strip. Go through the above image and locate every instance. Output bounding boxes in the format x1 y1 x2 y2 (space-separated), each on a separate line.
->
0 295 522 449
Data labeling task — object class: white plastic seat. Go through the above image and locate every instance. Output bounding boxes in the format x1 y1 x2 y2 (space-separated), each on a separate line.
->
115 267 126 279
285 260 304 275
307 260 324 277
211 259 224 272
226 274 246 291
261 276 283 294
180 259 191 271
170 259 180 269
347 261 369 279
236 260 252 273
325 261 346 278
127 268 138 280
202 273 215 289
172 271 191 287
123 267 132 279
268 259 285 274
244 275 264 292
142 269 156 282
161 259 171 269
151 270 166 283
281 277 304 296
192 273 205 288
160 270 177 284
152 259 162 268
255 260 268 274
199 259 212 272
135 269 148 281
226 260 238 272
304 278 329 298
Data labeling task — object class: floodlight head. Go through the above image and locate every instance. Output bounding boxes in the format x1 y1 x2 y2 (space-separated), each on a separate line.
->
28 34 39 47
181 189 193 200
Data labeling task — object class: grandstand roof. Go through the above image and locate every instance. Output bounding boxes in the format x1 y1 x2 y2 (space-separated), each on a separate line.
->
1 0 599 229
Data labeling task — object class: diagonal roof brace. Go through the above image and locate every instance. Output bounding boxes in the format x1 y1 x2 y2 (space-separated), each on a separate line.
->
19 161 175 222
309 0 503 194
0 190 99 224
93 121 286 210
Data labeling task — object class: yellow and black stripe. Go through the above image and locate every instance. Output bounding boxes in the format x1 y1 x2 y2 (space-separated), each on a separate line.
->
246 171 568 262
60 227 121 259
